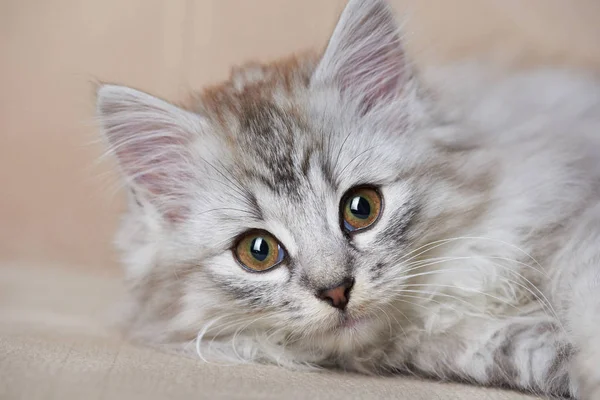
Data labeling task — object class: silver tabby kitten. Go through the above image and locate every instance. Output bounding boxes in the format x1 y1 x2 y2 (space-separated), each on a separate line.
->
97 0 600 398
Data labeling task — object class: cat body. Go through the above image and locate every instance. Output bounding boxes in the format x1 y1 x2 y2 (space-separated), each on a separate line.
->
97 0 600 398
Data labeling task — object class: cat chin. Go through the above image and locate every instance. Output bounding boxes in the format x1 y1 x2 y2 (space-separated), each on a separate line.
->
194 316 388 368
306 315 391 356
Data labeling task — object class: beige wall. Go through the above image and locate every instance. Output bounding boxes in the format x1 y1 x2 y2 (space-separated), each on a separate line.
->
2 0 599 274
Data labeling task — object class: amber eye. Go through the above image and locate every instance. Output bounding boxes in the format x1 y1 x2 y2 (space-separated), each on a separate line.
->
234 231 285 272
341 187 383 232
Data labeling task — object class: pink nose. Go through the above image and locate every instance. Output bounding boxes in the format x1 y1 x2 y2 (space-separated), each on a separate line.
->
317 279 354 310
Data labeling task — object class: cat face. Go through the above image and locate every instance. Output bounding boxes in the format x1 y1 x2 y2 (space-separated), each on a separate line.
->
184 93 424 352
97 0 487 362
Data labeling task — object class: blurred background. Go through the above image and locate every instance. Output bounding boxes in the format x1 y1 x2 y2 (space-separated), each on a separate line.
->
1 0 600 276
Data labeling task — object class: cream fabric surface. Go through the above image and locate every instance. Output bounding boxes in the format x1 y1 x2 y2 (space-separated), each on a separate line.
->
0 264 538 400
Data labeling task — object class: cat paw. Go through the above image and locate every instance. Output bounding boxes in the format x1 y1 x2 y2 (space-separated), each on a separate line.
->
571 350 600 400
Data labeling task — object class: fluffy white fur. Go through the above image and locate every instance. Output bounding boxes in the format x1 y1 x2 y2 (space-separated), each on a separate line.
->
97 0 600 398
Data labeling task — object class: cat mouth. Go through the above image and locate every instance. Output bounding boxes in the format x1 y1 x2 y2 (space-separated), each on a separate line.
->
320 309 376 334
338 314 370 330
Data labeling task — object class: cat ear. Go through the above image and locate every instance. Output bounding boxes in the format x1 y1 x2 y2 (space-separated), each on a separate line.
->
312 0 408 112
96 84 204 221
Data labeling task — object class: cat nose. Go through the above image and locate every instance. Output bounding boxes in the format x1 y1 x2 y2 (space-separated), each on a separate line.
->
316 278 355 310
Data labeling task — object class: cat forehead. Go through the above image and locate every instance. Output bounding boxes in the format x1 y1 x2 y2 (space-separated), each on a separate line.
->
236 101 316 195
190 55 339 198
186 53 398 202
195 53 318 128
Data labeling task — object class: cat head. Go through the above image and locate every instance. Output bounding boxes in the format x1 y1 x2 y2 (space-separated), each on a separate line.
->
97 0 489 368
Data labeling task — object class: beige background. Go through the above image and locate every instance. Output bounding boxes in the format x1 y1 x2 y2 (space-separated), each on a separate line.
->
2 0 600 274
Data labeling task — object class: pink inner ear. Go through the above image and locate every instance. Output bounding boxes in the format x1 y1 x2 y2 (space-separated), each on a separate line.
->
112 130 193 222
98 84 206 223
342 43 405 114
113 133 180 193
101 112 196 223
314 0 407 113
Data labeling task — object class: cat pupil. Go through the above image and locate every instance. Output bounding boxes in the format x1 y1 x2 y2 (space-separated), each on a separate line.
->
350 196 370 219
250 237 269 261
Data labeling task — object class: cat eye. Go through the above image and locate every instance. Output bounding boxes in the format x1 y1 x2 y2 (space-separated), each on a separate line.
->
234 230 286 272
341 187 383 233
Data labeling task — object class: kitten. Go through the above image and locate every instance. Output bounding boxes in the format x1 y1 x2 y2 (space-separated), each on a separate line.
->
96 0 600 398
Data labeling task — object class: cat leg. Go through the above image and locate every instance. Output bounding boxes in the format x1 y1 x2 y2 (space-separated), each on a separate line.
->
564 264 600 400
392 312 574 397
549 204 600 400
